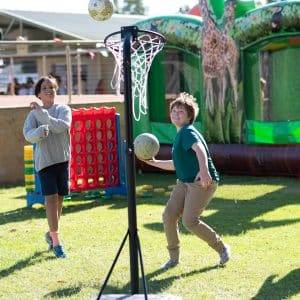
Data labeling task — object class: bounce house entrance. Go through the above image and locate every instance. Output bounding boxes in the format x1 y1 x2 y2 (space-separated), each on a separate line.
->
243 36 300 144
146 47 204 143
148 47 204 123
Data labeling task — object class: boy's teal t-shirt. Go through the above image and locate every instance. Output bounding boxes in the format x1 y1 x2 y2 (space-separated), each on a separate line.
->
172 124 219 183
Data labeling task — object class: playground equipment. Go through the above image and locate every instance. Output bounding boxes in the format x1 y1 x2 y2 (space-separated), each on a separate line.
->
24 145 35 193
96 26 166 299
105 29 165 121
24 106 126 207
70 107 124 192
133 0 300 177
188 0 256 19
24 145 44 206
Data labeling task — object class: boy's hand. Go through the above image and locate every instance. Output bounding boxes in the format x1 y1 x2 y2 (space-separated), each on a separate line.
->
139 158 160 168
139 157 156 164
30 102 42 110
195 170 212 189
43 127 49 137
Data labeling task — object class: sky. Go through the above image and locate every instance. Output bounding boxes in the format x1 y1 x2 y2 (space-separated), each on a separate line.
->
0 0 198 16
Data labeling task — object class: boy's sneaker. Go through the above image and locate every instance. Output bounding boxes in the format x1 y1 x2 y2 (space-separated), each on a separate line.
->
160 259 179 270
45 232 53 250
53 244 67 259
219 244 231 266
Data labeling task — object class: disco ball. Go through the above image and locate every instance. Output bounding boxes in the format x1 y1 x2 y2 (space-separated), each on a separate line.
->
88 0 114 21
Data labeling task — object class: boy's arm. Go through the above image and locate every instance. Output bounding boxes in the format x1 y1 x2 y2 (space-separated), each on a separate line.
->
23 113 49 143
141 159 175 171
33 105 71 134
191 141 212 188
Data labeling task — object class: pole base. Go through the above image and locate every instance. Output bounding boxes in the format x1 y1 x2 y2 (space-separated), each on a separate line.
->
94 294 181 300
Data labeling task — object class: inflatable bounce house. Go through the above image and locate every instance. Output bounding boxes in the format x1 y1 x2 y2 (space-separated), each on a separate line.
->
133 0 300 177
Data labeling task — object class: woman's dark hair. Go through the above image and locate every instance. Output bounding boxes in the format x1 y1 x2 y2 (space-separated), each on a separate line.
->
34 75 58 98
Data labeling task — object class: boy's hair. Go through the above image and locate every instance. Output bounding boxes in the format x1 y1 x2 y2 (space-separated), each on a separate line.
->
34 75 58 98
170 92 199 124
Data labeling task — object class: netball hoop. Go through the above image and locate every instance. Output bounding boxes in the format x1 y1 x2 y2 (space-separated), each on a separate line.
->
97 26 166 300
105 27 165 121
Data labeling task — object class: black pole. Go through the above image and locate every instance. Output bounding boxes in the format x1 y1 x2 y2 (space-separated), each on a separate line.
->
96 230 129 300
137 235 148 300
121 25 139 295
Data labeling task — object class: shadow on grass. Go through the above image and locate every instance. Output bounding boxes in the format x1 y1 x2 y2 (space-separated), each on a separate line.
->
43 286 82 298
146 265 220 294
97 264 219 296
2 194 167 227
39 266 300 299
218 175 300 186
139 172 300 187
0 250 53 279
144 185 300 236
43 283 102 299
252 268 300 300
3 175 299 237
106 195 167 210
0 200 100 226
14 194 27 200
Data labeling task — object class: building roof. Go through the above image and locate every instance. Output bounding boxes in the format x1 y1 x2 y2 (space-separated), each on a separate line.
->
0 9 145 40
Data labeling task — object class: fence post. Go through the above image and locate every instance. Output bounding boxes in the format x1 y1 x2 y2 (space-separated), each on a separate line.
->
9 57 15 95
65 45 73 104
76 50 82 95
42 55 47 76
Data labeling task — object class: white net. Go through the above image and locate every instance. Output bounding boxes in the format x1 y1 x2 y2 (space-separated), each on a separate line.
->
105 32 165 121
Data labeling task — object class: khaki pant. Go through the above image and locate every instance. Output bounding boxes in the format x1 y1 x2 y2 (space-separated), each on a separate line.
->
162 180 225 261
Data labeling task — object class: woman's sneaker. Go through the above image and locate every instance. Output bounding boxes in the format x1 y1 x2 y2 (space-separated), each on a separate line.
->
219 244 231 266
53 244 67 259
160 259 179 270
45 232 53 250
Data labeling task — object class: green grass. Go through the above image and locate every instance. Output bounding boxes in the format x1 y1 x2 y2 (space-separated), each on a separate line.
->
0 174 300 299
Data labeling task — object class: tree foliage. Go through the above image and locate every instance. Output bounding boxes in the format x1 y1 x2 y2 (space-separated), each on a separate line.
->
122 0 146 15
179 5 191 14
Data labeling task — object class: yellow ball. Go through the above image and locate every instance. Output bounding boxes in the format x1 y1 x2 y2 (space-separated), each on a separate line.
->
134 133 160 160
88 0 114 21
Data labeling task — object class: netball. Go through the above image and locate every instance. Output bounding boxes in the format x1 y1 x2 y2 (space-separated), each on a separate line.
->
134 133 160 160
88 0 114 21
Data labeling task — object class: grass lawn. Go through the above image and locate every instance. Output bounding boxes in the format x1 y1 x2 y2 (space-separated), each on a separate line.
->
0 173 299 300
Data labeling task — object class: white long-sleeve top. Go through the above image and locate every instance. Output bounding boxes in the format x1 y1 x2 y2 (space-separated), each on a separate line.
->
23 104 72 172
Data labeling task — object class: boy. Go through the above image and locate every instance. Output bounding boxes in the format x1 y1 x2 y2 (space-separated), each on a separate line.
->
23 75 71 258
144 92 230 269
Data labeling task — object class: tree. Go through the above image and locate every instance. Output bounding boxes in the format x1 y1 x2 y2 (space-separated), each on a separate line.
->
122 0 146 15
113 0 120 13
